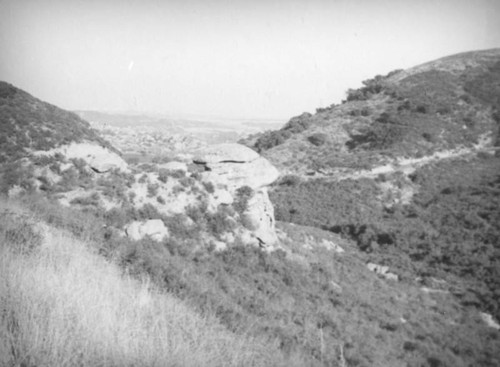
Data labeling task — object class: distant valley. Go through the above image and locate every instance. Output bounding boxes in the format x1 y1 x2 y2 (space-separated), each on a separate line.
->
76 110 283 161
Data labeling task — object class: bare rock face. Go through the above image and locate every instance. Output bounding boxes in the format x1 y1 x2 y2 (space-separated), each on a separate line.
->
194 143 280 247
158 161 188 172
125 219 169 242
241 188 278 245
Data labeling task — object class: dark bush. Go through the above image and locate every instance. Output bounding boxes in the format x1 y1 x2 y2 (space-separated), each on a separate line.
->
147 183 159 197
234 185 254 214
253 113 313 152
415 105 428 113
307 133 328 146
279 175 301 187
202 181 215 194
158 169 169 183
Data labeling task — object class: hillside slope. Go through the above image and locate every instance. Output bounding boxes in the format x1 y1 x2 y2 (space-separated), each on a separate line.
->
0 82 115 163
5 194 500 367
241 49 500 325
242 48 500 176
0 200 288 367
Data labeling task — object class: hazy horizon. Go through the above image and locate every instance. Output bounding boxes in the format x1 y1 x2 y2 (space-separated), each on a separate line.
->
1 0 499 121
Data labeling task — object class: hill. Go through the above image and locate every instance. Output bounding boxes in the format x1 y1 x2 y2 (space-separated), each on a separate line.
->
241 49 500 325
242 48 500 175
0 82 115 164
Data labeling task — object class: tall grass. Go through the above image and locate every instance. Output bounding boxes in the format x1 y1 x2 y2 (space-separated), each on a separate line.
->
0 205 284 367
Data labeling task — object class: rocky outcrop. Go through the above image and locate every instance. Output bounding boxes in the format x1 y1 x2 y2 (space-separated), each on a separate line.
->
125 219 169 242
63 143 128 173
367 263 399 281
194 144 279 190
241 188 277 245
33 142 129 173
193 143 260 164
194 143 280 247
158 161 188 172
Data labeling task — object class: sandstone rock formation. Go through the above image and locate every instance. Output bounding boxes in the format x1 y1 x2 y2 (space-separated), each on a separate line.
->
34 142 129 173
194 144 279 192
158 161 188 172
193 143 280 247
193 143 260 164
125 219 169 242
63 142 128 173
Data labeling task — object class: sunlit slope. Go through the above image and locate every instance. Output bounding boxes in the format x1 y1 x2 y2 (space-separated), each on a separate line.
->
0 202 286 367
242 48 500 176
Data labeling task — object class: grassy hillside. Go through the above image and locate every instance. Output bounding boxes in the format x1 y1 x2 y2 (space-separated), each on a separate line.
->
0 81 115 163
4 194 500 367
0 200 289 367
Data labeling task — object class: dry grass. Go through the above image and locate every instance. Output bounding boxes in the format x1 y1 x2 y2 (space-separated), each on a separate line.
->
0 204 282 367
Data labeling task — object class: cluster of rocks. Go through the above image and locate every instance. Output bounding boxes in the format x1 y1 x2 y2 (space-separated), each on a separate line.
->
367 263 399 281
115 143 281 248
27 140 283 250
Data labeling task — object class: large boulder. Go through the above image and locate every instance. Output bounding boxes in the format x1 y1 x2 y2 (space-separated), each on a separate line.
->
125 219 169 242
195 144 279 191
194 143 280 247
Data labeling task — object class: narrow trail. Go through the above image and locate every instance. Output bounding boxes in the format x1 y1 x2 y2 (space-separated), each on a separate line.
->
302 135 496 182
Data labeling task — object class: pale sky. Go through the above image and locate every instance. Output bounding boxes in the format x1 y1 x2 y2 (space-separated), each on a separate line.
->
1 0 499 121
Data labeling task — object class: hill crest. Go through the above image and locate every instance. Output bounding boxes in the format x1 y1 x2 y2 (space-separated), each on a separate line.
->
241 48 500 177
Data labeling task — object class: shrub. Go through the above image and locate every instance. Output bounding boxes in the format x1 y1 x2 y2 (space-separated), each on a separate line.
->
253 113 312 152
172 185 184 194
70 192 100 207
415 104 428 113
133 203 162 221
307 133 328 146
0 208 42 253
138 163 156 172
179 177 195 188
169 170 186 179
361 107 371 116
278 175 301 187
345 72 396 101
147 183 159 197
234 185 254 214
206 207 236 238
203 181 215 194
397 100 411 111
164 213 198 240
96 175 127 200
422 132 434 142
158 169 169 183
0 162 36 194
